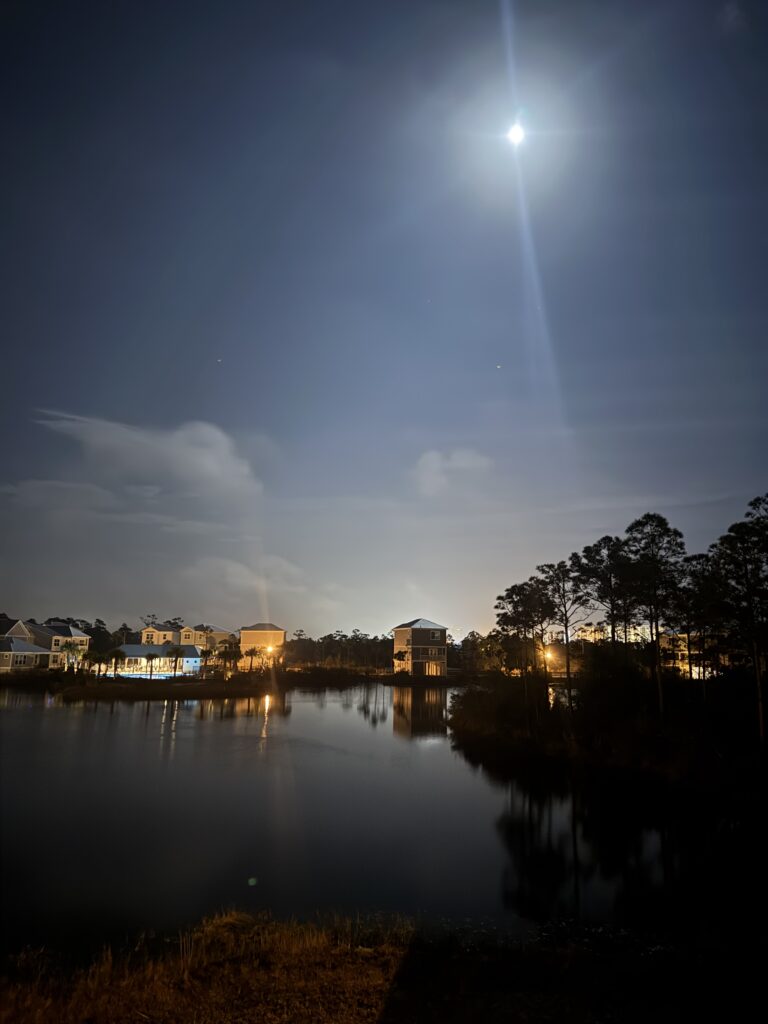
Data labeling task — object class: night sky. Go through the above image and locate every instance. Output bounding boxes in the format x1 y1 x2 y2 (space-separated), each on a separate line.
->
2 0 766 636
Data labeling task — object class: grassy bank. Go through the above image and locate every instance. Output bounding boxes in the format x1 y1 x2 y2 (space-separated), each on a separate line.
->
1 911 758 1024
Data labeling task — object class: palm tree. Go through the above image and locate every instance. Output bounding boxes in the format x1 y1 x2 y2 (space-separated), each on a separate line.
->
244 646 260 673
82 650 106 681
60 639 80 672
80 650 96 680
145 653 159 681
218 638 241 678
107 649 126 677
200 647 215 678
166 645 185 678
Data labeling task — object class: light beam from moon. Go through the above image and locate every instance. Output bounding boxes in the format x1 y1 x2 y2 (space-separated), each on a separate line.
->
500 0 565 432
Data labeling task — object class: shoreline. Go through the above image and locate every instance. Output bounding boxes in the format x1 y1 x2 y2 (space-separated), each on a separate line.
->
0 668 407 702
2 910 758 1024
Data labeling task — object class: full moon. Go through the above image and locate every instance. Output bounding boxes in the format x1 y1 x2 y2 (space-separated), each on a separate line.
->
506 122 525 146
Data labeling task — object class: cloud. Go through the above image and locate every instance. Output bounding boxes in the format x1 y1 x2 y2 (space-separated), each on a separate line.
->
412 447 493 497
0 479 118 511
36 411 262 499
0 412 307 628
177 555 317 629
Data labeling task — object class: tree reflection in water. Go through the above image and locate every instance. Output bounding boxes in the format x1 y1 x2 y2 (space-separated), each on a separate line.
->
456 741 766 939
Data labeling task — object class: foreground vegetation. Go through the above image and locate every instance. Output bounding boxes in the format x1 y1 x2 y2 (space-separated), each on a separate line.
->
2 910 761 1024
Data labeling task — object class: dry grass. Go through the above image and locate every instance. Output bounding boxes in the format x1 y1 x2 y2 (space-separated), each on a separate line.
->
1 912 414 1024
3 911 759 1023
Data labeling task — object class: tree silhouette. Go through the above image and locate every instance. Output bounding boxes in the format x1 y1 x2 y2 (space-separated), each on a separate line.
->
624 514 686 717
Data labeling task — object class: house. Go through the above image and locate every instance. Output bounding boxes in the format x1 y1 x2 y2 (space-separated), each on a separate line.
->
0 638 53 673
0 617 36 643
392 619 448 677
238 623 286 668
29 621 90 667
0 618 64 670
140 622 182 646
179 624 232 649
114 644 203 678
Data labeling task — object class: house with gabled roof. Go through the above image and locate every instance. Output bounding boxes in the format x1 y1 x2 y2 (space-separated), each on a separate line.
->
179 624 232 649
392 618 448 677
140 622 182 646
0 618 64 670
29 621 90 667
0 638 53 673
0 617 35 643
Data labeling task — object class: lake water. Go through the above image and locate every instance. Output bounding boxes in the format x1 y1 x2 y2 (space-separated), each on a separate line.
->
1 684 764 953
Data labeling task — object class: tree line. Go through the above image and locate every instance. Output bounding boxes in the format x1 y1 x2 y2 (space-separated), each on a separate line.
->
490 494 767 737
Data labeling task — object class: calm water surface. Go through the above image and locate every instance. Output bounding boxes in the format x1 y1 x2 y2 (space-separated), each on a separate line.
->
1 685 763 953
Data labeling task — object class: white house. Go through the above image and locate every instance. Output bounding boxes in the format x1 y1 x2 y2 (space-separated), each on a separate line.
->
114 644 203 678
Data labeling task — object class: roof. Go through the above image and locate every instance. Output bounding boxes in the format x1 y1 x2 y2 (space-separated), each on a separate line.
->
39 622 89 638
192 624 231 633
142 622 183 632
0 638 50 654
118 644 203 658
240 623 285 632
393 619 447 631
0 616 21 636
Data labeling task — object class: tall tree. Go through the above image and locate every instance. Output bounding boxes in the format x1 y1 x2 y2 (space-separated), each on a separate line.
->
496 577 555 673
666 553 726 689
710 494 768 740
571 536 631 649
624 513 686 716
536 561 591 708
